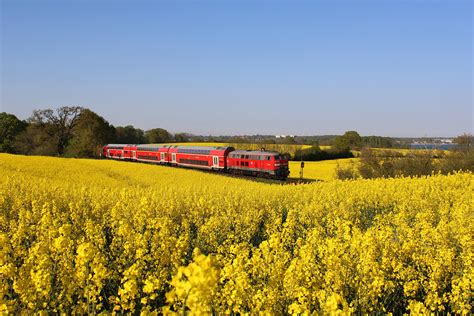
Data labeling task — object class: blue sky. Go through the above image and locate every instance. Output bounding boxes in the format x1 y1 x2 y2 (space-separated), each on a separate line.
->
1 0 472 137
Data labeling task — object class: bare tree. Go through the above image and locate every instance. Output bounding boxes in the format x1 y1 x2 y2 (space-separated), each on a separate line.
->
454 133 473 150
29 106 83 155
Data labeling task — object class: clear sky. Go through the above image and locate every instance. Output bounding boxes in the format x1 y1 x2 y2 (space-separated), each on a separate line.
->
1 0 472 137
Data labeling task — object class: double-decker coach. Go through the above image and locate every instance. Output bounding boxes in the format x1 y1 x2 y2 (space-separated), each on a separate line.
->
168 146 235 170
134 144 159 162
103 144 135 159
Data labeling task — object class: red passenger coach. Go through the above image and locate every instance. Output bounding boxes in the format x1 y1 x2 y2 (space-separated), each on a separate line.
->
168 146 234 170
123 145 137 160
103 144 135 159
134 145 161 162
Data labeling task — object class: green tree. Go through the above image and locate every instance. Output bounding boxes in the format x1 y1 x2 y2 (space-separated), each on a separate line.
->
115 125 146 144
28 106 84 155
145 128 172 143
0 112 27 153
362 135 394 148
333 131 362 151
174 133 190 142
14 123 57 156
66 109 115 157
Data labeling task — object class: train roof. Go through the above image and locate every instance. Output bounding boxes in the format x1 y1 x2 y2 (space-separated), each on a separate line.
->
230 150 280 156
136 144 163 148
170 146 234 155
105 144 133 147
168 145 233 150
105 144 234 151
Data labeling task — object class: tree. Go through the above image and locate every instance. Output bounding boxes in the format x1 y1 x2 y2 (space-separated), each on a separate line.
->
66 109 116 157
28 106 84 155
174 133 190 142
362 136 394 148
454 133 473 150
333 131 362 151
14 123 57 156
0 112 27 153
145 128 172 143
114 125 146 144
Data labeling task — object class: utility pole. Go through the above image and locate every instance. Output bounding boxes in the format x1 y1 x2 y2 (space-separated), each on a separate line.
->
299 160 304 180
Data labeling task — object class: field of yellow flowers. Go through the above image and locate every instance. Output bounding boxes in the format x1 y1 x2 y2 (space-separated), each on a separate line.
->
0 153 472 314
289 158 359 181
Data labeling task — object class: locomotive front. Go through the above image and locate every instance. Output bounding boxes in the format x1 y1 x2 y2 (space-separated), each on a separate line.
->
226 150 290 180
273 153 290 180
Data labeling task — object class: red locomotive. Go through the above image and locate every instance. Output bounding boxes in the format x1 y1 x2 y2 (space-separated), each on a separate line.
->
102 144 290 180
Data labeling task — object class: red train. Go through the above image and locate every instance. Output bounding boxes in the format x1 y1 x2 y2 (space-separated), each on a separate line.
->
102 144 290 180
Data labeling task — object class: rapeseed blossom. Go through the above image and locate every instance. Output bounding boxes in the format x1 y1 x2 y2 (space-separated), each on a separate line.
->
0 153 472 314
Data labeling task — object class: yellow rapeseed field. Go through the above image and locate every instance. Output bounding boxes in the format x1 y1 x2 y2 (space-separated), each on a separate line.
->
289 158 359 181
0 153 472 314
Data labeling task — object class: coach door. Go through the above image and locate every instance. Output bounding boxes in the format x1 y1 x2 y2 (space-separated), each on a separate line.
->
160 152 165 162
172 153 176 164
213 156 219 168
132 151 136 159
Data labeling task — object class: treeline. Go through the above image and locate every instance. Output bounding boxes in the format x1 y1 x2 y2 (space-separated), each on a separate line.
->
0 107 185 157
3 106 470 164
251 131 388 161
194 134 396 147
293 131 365 161
294 146 354 161
0 106 393 161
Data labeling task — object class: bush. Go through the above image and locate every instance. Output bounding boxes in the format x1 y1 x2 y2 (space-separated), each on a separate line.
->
334 161 359 180
350 148 474 179
438 149 474 173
